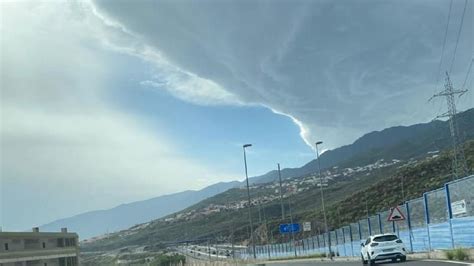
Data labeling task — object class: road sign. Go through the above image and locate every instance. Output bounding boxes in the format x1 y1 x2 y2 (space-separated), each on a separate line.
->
387 206 406 221
303 222 311 232
452 200 467 216
279 223 300 234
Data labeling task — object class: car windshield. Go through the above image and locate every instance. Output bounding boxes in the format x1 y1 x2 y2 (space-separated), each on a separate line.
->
373 235 398 242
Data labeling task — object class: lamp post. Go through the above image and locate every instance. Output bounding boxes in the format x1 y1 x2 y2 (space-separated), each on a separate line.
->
277 163 285 220
243 144 256 259
315 141 332 259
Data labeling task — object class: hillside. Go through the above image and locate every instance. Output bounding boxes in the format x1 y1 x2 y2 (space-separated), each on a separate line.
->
81 140 474 252
250 108 474 184
42 108 474 240
40 181 240 239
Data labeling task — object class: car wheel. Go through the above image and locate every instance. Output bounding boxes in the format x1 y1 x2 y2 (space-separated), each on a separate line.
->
361 255 368 265
368 254 375 266
400 256 406 262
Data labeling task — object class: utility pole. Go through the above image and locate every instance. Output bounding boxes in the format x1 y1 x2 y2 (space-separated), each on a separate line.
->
288 194 297 258
430 72 469 179
261 201 271 259
243 144 257 259
277 163 285 220
315 141 332 259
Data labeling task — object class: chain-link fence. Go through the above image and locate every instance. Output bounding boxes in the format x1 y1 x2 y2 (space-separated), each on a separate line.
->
249 175 474 259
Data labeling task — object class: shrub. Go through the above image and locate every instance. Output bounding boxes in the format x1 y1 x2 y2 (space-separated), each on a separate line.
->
454 248 469 261
445 250 454 260
445 248 469 261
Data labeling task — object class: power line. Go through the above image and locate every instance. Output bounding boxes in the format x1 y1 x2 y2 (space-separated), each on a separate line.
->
435 0 453 87
449 0 468 73
461 58 473 90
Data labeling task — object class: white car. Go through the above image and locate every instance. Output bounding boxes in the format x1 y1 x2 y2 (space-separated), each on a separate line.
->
361 233 407 265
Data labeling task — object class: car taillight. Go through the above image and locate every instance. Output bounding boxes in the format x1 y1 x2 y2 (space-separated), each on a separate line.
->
396 239 403 243
370 243 379 247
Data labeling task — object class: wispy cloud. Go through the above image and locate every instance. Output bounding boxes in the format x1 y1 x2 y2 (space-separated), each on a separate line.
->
90 0 473 149
0 1 235 229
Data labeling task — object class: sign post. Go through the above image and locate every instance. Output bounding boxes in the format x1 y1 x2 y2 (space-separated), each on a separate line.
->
388 206 406 237
387 206 406 222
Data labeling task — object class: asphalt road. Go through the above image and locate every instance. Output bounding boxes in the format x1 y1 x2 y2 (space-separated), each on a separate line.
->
264 260 471 266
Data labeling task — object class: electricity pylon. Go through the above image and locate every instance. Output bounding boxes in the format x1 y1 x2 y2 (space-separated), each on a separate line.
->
430 71 468 179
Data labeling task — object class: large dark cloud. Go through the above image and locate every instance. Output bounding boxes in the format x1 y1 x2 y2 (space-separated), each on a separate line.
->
92 0 473 148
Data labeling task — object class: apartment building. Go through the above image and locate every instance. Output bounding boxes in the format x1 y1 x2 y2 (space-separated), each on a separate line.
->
0 228 79 266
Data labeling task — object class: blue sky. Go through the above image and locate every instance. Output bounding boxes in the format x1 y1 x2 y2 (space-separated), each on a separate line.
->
1 0 472 230
109 64 313 175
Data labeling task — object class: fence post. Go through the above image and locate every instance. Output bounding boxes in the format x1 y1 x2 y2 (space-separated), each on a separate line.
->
349 225 354 257
405 202 414 252
358 221 362 241
342 228 347 257
378 213 383 234
323 232 326 253
445 183 455 249
367 217 372 236
423 193 432 252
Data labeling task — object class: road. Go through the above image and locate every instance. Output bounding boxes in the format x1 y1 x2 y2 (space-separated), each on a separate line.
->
264 260 471 266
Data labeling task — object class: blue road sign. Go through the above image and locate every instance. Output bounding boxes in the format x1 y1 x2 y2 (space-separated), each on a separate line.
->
279 223 300 234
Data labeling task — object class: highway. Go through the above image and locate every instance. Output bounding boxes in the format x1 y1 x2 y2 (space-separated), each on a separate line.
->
264 260 471 266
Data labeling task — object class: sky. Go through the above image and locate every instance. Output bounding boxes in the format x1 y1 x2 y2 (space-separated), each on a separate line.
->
0 0 472 230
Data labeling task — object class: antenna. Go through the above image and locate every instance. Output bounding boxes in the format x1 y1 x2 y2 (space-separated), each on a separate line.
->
429 72 468 179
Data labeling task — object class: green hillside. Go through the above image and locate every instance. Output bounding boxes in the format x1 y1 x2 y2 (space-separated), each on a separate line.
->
82 140 474 252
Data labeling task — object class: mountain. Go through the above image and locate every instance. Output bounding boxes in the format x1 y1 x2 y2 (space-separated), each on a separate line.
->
40 181 240 239
42 108 473 240
81 140 474 254
79 109 473 253
250 108 474 184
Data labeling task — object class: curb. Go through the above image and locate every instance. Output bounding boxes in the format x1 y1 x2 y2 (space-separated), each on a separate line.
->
422 259 474 265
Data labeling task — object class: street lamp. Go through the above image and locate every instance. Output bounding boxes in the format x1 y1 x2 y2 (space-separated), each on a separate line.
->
315 141 332 259
243 144 256 259
277 163 284 220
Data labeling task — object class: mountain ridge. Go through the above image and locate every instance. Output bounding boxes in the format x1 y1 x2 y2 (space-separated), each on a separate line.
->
249 108 473 184
40 108 473 240
40 181 240 239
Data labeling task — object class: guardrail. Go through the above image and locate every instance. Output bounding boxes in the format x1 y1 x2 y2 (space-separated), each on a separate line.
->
241 175 474 260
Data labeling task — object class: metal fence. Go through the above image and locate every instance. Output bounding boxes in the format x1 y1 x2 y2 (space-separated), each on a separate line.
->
241 175 474 260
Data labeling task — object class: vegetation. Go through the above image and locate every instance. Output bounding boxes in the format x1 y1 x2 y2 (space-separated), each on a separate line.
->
151 253 186 266
444 248 470 261
82 140 474 252
81 251 185 266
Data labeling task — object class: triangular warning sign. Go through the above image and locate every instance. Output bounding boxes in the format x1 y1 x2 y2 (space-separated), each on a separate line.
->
387 206 406 221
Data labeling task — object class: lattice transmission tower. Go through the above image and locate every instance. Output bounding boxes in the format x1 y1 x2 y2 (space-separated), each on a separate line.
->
430 71 468 179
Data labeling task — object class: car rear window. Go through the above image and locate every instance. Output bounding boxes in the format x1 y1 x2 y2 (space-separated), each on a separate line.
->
373 235 398 242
